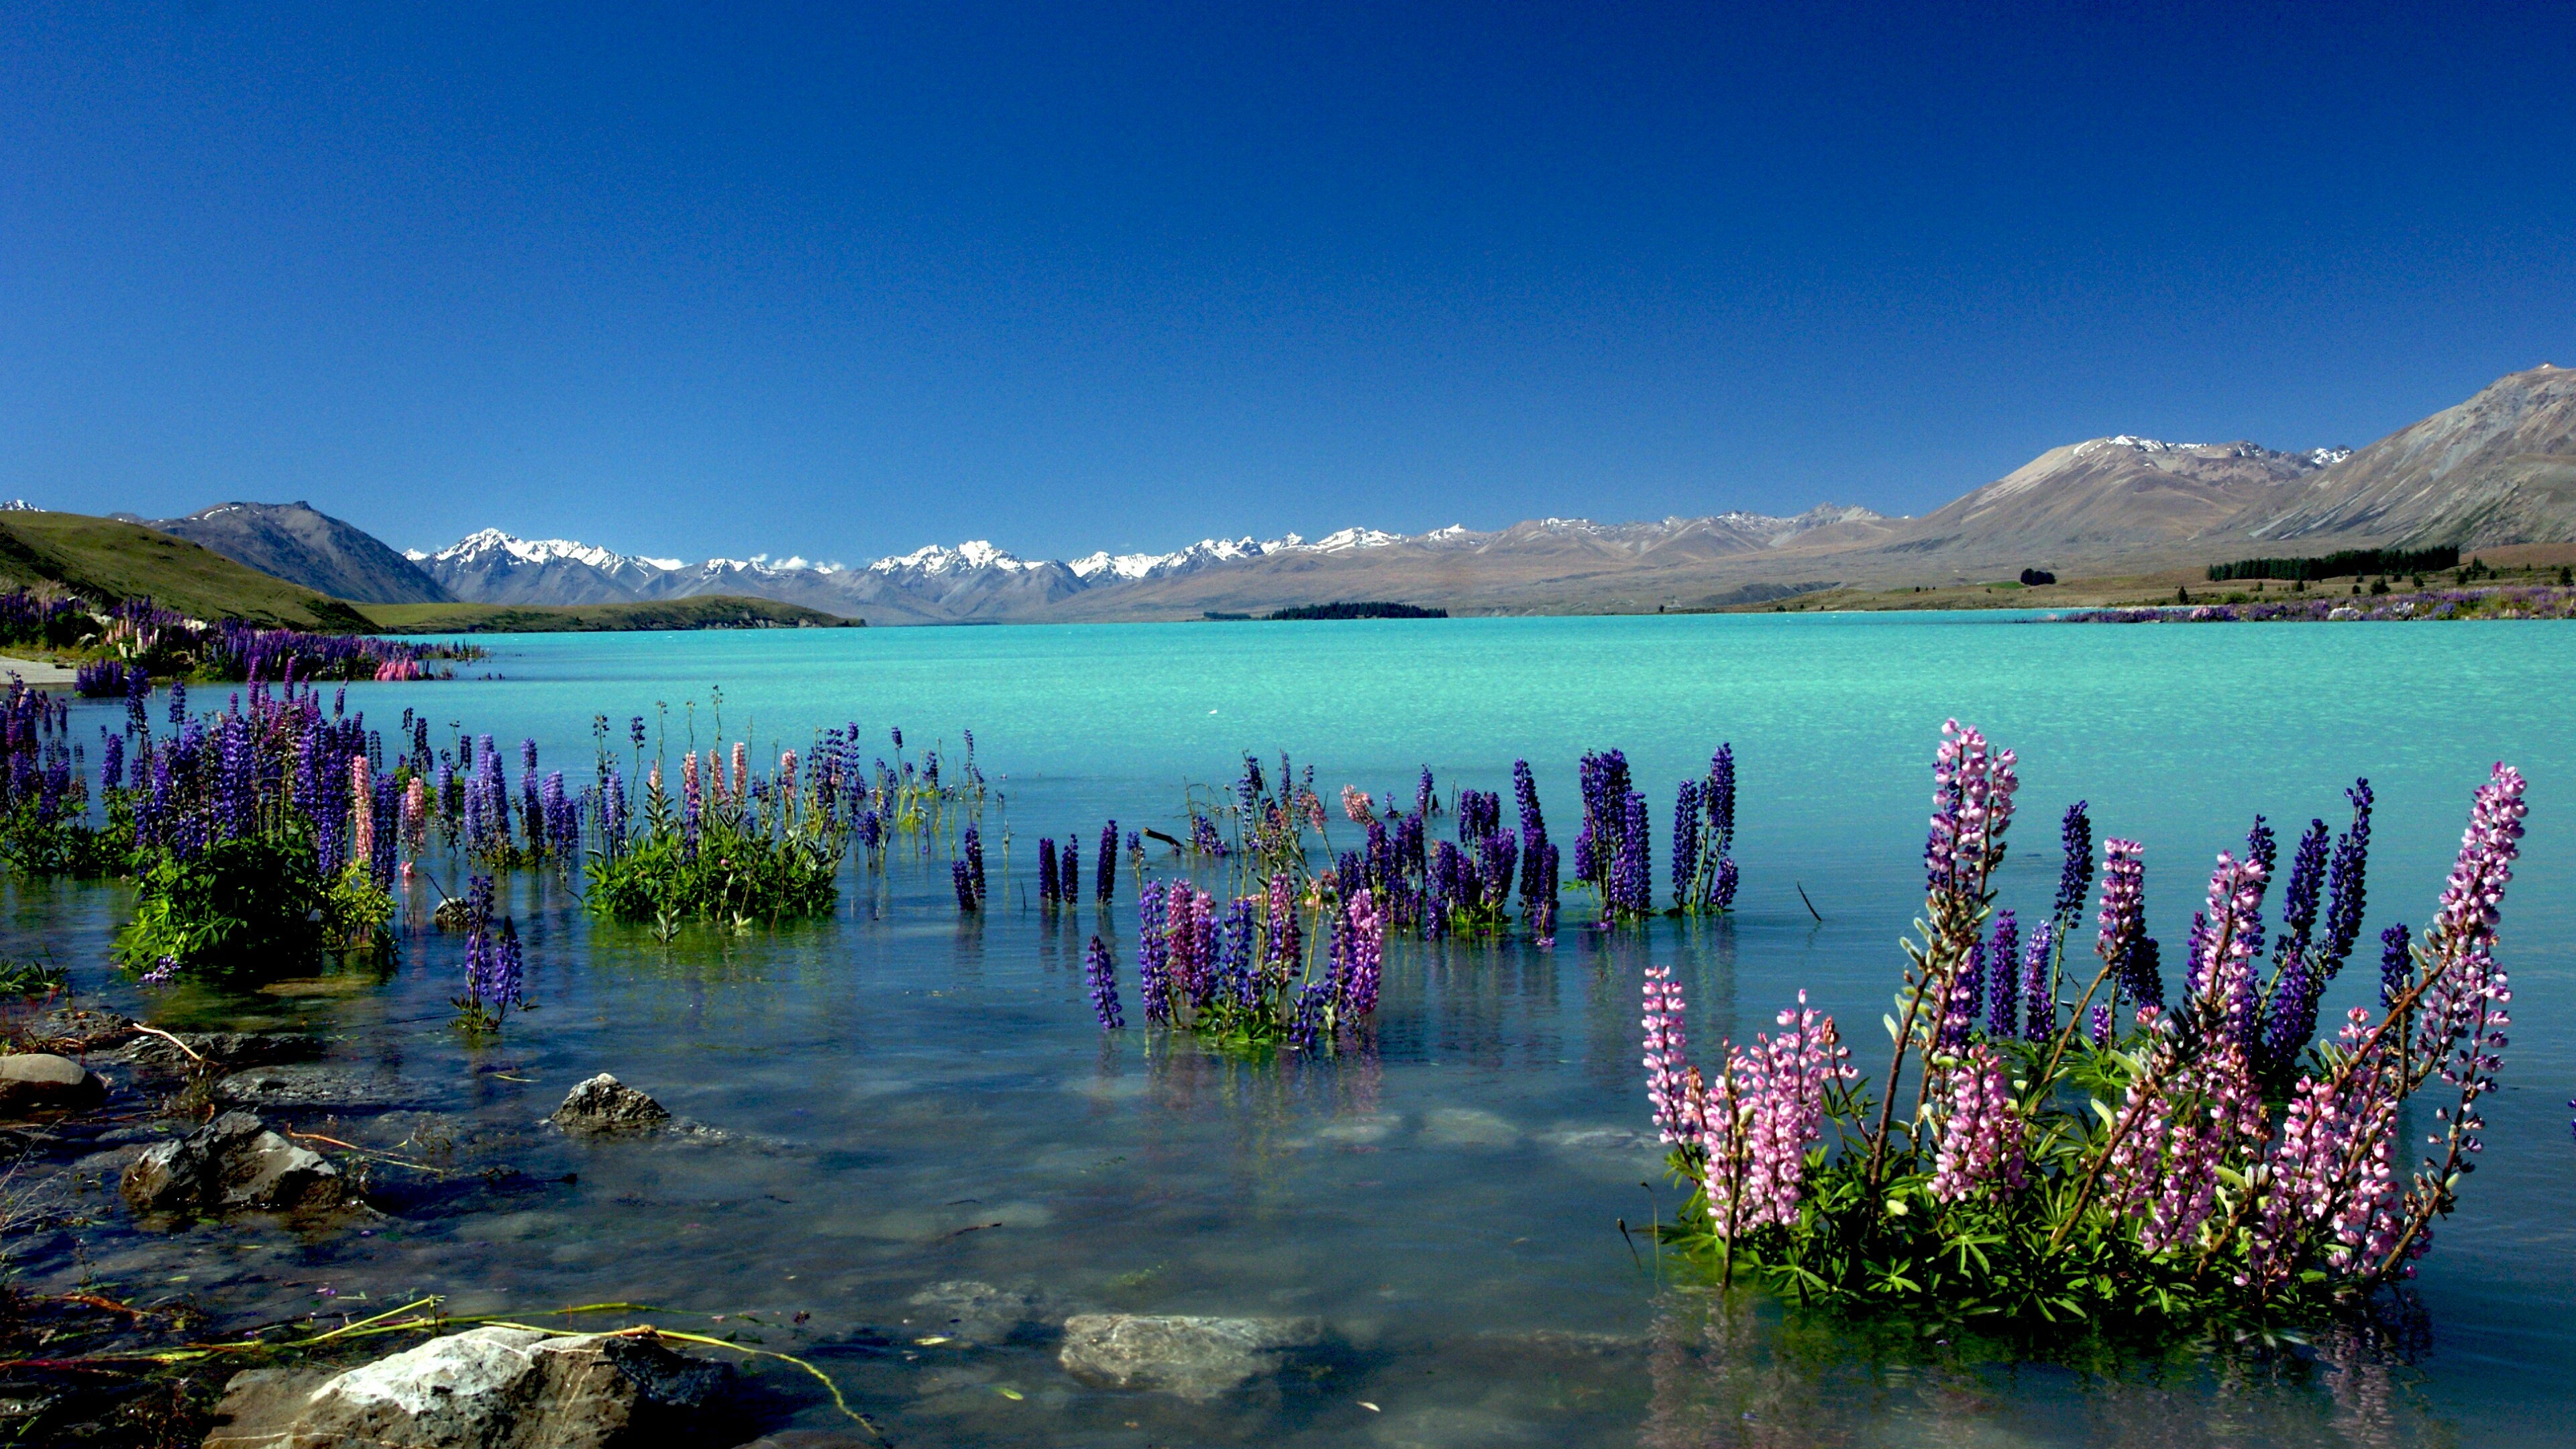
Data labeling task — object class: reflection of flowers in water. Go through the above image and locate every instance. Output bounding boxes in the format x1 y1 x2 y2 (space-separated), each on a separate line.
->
1642 1285 2442 1448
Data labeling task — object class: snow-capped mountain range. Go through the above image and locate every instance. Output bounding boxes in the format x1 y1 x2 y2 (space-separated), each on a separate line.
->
404 509 1886 622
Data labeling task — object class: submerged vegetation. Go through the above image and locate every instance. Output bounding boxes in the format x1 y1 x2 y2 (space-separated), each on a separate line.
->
1642 718 2524 1332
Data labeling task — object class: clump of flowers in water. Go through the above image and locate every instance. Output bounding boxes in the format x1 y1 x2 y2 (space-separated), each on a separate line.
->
1644 716 2528 1326
1670 743 1739 914
1088 870 1383 1052
451 875 530 1035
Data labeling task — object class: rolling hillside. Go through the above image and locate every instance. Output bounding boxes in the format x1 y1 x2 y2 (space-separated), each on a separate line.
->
0 511 376 630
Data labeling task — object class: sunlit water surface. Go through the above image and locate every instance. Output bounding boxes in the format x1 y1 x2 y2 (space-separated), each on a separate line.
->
9 612 2573 1446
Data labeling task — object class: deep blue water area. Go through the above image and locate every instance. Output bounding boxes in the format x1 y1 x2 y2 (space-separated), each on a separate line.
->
9 612 2571 1446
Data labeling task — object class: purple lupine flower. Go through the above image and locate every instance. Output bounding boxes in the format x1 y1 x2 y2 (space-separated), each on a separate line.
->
1337 887 1383 1018
1415 765 1435 820
2020 919 2054 1040
963 824 987 904
1288 979 1330 1052
1038 837 1060 904
99 729 123 797
2277 818 2330 958
2377 922 2413 1008
1096 821 1118 905
1085 935 1124 1028
951 859 979 912
125 664 150 734
1058 835 1079 902
1610 788 1653 918
1136 881 1171 1022
1263 872 1301 975
1945 938 1986 1049
2318 780 2374 975
2088 1002 2114 1046
2051 801 2092 926
1986 911 2020 1039
1167 884 1214 1009
1220 894 1258 1009
1929 1043 2026 1203
1671 777 1702 910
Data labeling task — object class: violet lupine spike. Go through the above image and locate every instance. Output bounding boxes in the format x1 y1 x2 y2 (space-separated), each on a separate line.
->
2318 780 2374 977
1337 887 1383 1018
1945 940 1985 1050
951 859 979 912
1084 935 1124 1028
2020 919 2054 1040
1929 1044 2027 1203
1986 911 2020 1039
1136 881 1171 1023
1642 963 1699 1144
1058 837 1079 903
1037 838 1059 904
2377 922 2413 1008
2052 801 2093 927
1095 821 1118 906
1671 777 1702 910
1220 895 1258 1010
2277 819 2330 958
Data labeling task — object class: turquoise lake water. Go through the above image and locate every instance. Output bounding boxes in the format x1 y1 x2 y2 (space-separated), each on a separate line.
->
10 611 2573 1445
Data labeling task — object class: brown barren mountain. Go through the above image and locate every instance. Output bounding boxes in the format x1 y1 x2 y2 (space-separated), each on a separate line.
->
2231 364 2576 548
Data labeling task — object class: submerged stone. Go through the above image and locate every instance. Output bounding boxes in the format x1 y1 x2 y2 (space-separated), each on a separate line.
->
119 1110 347 1216
1058 1313 1322 1401
905 1279 1046 1345
203 1325 732 1448
0 1053 105 1116
552 1073 672 1132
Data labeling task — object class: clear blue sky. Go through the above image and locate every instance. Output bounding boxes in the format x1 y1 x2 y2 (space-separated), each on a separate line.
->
3 3 2571 564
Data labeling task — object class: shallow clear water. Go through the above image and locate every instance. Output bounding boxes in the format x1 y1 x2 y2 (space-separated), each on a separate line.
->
11 612 2575 1446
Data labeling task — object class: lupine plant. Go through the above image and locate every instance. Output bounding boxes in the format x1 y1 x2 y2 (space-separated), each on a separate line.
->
1086 871 1383 1051
0 589 480 690
1671 744 1740 914
1644 718 2527 1325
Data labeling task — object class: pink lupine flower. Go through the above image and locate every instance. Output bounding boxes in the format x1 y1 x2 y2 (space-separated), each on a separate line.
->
1342 784 1376 825
1701 993 1852 1237
1923 718 2019 900
349 754 374 865
1642 965 1700 1144
1929 1043 2026 1204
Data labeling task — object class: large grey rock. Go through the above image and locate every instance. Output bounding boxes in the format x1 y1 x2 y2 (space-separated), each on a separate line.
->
121 1111 347 1216
552 1075 672 1133
1058 1313 1323 1401
203 1326 730 1448
0 1053 105 1114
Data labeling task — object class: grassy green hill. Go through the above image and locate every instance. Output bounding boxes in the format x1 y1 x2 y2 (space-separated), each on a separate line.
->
359 596 862 633
0 511 374 629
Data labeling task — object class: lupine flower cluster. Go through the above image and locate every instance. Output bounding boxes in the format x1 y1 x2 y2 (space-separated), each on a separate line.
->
1095 869 1384 1051
451 873 530 1034
1670 744 1739 914
8 590 480 694
1647 718 2529 1325
1649 969 1855 1249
